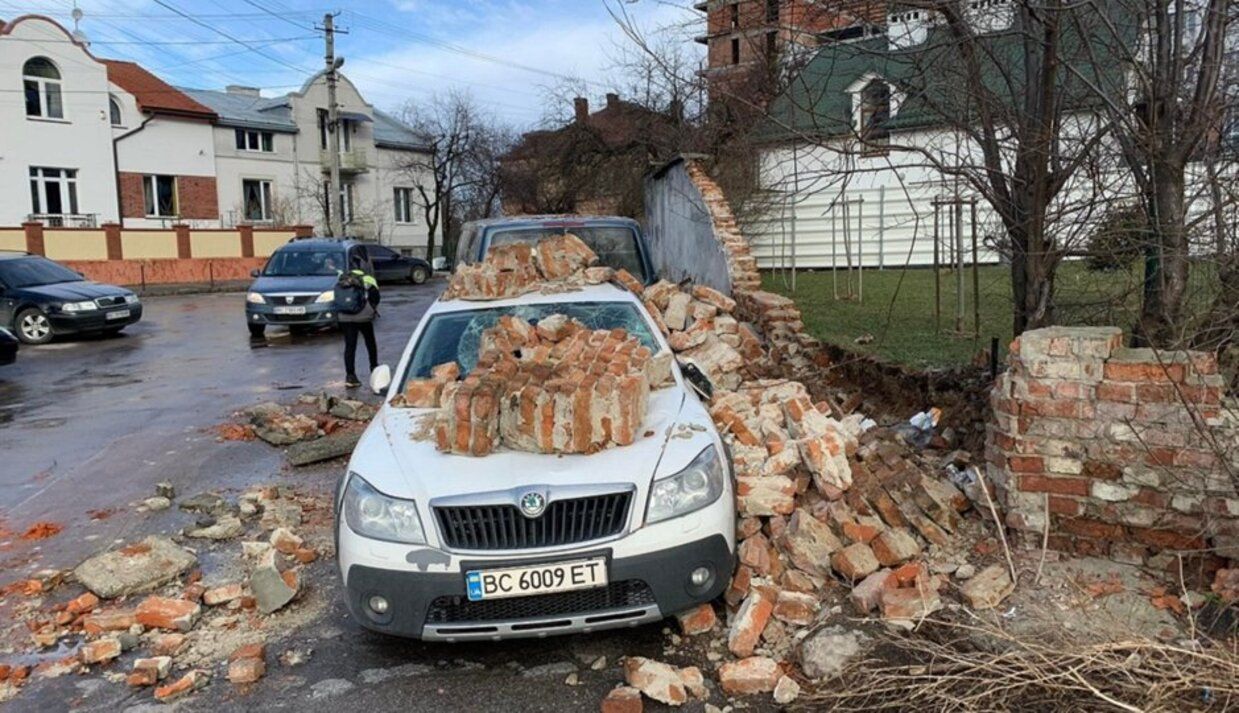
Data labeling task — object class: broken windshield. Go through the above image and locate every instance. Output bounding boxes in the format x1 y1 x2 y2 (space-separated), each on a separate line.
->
401 301 659 389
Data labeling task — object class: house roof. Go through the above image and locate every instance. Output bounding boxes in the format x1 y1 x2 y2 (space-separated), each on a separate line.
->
103 60 217 121
504 95 680 162
177 87 297 133
762 11 1131 143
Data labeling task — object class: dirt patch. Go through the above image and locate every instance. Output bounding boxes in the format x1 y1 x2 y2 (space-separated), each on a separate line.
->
20 523 63 541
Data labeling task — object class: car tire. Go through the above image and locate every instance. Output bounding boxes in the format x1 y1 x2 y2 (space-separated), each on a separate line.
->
15 308 53 345
248 324 266 338
410 265 429 284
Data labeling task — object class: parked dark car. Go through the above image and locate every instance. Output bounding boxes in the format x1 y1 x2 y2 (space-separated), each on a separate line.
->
457 215 655 285
0 252 142 345
367 244 432 284
0 326 16 365
245 238 374 338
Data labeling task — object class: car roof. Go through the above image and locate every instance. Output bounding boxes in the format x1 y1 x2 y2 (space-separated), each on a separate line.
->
276 238 359 251
464 215 640 231
0 251 35 261
428 282 640 315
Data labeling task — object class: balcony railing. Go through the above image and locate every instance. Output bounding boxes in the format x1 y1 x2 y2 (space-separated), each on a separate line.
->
319 148 369 173
27 213 98 228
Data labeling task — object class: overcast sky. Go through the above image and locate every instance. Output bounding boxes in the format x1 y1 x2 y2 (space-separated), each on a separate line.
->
4 0 702 128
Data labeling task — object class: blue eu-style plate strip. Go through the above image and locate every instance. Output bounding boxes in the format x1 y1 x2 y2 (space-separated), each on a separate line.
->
465 571 483 601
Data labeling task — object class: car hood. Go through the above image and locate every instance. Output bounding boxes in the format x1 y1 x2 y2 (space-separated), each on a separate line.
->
20 281 130 301
249 275 337 293
358 385 696 504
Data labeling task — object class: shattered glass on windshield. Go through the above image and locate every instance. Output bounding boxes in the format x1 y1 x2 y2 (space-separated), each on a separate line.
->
402 301 658 386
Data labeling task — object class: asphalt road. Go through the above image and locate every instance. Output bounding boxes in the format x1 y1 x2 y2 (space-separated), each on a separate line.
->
0 281 708 713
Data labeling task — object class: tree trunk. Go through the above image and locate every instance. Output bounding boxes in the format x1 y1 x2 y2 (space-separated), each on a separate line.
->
1134 162 1188 347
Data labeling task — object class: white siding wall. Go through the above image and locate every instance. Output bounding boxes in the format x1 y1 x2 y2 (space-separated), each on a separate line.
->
0 18 118 226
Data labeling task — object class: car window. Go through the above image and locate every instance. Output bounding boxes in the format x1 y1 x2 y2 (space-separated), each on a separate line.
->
487 226 645 280
400 301 659 391
0 257 83 287
262 249 345 277
369 246 396 259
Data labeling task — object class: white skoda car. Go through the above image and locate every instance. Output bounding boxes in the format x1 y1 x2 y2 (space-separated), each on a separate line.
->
335 283 736 641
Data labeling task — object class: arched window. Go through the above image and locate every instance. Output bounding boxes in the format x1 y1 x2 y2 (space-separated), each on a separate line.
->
23 57 63 119
859 79 891 151
109 95 123 126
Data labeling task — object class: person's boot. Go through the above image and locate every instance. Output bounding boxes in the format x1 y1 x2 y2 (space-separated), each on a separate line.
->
345 373 361 388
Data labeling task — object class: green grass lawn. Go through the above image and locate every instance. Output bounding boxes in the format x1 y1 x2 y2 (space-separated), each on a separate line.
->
762 262 1216 369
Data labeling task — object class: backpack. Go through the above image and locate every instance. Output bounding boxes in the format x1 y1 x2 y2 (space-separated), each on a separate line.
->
334 272 367 315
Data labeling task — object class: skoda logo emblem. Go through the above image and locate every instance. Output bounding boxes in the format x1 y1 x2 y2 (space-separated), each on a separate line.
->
519 492 546 519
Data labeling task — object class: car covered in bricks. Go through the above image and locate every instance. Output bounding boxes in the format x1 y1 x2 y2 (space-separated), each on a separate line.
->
335 246 736 640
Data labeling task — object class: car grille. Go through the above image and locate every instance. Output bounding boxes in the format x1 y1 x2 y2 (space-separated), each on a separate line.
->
434 491 632 551
269 294 318 305
95 295 126 308
425 579 655 624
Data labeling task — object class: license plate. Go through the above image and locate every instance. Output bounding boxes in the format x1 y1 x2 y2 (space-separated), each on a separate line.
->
465 557 607 601
105 309 130 320
273 306 306 315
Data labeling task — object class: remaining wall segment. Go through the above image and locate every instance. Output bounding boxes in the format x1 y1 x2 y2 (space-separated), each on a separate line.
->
987 326 1237 565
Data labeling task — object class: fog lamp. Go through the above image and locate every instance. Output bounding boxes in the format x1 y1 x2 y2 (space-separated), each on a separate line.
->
690 567 711 587
368 595 389 614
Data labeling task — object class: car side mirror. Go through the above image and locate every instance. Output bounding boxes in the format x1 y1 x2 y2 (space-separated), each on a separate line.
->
678 360 714 401
250 269 261 278
370 364 392 395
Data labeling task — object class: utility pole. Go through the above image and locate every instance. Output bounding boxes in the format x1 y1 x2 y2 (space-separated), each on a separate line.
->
322 13 344 237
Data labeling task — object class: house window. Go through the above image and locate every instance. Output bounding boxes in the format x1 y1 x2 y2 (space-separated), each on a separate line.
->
341 118 353 151
23 57 63 119
730 3 740 29
318 109 329 150
765 30 778 62
766 0 779 23
143 175 178 217
29 167 78 216
324 181 354 224
731 37 741 64
394 187 415 223
234 129 274 152
242 179 274 221
109 96 123 126
859 80 891 152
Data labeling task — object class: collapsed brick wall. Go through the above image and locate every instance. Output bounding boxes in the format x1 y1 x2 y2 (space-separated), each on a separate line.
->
987 326 1238 567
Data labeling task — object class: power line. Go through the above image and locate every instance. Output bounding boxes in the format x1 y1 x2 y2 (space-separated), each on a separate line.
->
149 0 314 76
238 0 319 32
0 35 318 45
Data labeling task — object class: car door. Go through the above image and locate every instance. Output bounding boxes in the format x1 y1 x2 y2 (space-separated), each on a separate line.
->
368 245 403 282
0 276 15 328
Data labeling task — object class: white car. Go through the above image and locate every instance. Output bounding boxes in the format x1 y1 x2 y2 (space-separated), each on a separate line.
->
336 283 736 641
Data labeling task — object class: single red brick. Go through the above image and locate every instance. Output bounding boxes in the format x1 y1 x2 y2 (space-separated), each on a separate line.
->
1019 475 1090 496
1058 518 1126 540
1047 496 1082 516
1008 455 1045 473
1096 382 1136 402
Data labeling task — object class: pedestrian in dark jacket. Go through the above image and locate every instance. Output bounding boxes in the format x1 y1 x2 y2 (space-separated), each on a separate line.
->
338 256 380 388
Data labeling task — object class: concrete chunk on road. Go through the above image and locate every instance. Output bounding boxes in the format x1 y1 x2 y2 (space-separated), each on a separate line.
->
286 430 362 466
73 536 197 600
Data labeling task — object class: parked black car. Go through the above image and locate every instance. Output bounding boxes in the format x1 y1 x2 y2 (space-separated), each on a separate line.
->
0 252 143 344
368 244 432 284
0 326 16 365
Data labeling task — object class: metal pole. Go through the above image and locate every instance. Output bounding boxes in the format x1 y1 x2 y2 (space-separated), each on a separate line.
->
831 201 838 300
324 13 343 238
857 196 864 303
933 200 940 333
842 199 853 299
790 143 798 291
877 185 885 270
955 197 964 333
971 199 980 340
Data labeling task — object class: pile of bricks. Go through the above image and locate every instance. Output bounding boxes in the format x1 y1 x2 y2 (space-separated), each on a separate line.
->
442 233 638 301
403 315 671 457
988 326 1238 567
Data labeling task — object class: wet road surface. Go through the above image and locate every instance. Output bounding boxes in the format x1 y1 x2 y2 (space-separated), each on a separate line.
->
0 282 703 712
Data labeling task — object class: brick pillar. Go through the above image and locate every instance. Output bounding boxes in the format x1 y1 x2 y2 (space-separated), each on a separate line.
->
102 222 123 260
293 224 314 238
174 224 192 259
22 222 45 256
238 225 255 258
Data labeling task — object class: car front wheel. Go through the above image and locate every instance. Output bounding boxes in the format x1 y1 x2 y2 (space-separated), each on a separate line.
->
16 308 53 344
248 324 266 338
410 265 429 284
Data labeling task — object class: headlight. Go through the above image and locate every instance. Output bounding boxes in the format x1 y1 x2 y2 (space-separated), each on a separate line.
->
646 446 725 525
124 294 140 305
343 473 426 544
246 292 265 304
60 300 97 313
315 290 335 303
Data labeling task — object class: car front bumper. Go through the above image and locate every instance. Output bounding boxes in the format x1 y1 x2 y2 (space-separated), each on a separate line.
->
48 304 143 334
246 301 337 327
338 492 735 641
